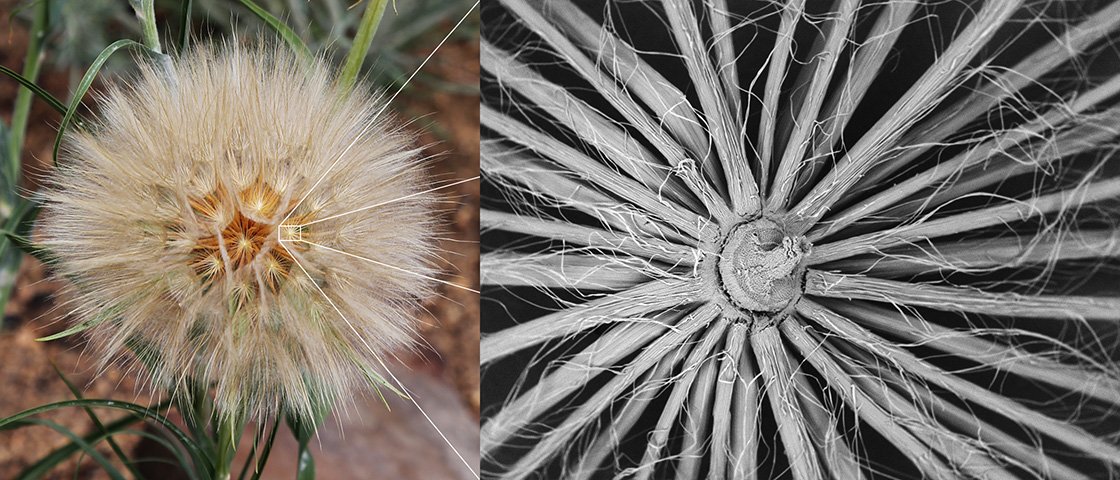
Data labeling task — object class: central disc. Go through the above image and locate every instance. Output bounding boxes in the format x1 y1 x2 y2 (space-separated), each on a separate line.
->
718 217 810 314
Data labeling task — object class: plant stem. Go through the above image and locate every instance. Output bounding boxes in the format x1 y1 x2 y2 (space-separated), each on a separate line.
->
0 0 48 326
8 0 50 180
130 0 162 54
214 413 243 480
339 0 390 92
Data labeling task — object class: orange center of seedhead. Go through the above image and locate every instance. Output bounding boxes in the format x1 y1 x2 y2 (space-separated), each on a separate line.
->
186 178 303 292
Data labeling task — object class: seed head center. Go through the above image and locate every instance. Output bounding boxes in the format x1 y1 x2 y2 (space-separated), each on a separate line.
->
717 217 810 315
186 179 303 291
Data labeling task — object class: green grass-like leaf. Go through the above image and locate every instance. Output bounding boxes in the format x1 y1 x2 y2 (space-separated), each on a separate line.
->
178 0 193 52
339 0 389 92
0 65 67 115
11 418 126 480
51 364 143 480
16 400 173 480
0 398 211 476
34 305 114 342
1 200 52 268
358 362 406 406
236 0 313 63
52 39 155 166
3 231 52 265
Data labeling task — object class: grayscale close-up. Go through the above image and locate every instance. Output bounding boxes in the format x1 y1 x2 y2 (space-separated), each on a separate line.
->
480 0 1120 479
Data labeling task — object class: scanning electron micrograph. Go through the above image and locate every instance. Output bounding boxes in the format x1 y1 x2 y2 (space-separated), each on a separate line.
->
480 0 1120 479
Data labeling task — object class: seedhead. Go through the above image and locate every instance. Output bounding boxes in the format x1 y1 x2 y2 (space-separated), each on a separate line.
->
39 44 437 425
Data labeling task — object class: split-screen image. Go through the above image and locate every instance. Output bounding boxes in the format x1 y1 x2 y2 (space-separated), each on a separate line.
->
4 1 1120 479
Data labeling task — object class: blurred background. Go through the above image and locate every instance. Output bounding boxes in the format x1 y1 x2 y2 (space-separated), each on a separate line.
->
0 0 479 477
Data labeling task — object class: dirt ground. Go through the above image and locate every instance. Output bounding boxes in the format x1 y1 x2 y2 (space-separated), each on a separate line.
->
0 3 479 479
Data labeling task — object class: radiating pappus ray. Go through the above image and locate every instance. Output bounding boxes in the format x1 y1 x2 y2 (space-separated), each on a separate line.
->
480 0 1120 479
39 44 440 427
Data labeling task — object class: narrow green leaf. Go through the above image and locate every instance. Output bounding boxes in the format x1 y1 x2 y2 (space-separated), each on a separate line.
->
16 400 172 480
237 0 313 63
179 0 194 52
34 316 105 342
3 231 52 265
0 65 67 115
358 362 406 400
12 418 126 480
50 363 143 480
10 198 38 237
53 39 152 166
339 0 390 92
35 303 117 341
0 398 208 472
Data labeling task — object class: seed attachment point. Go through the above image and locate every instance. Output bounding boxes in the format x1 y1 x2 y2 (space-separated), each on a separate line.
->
280 224 304 243
717 217 811 315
